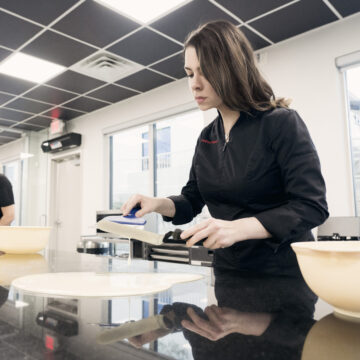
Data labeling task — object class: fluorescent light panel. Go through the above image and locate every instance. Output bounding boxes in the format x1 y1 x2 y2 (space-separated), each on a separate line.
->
0 52 66 83
94 0 191 24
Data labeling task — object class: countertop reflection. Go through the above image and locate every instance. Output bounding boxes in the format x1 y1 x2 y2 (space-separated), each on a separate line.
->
0 250 358 360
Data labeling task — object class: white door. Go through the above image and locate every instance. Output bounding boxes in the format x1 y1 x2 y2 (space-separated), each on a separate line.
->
50 154 81 253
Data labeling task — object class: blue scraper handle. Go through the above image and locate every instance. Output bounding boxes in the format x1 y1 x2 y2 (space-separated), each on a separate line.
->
104 205 146 226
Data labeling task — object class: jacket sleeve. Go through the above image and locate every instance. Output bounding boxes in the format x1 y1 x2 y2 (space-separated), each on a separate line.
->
0 176 14 207
163 139 205 225
254 110 329 240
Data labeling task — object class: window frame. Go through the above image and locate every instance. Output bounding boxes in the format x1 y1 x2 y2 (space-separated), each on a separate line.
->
339 62 360 215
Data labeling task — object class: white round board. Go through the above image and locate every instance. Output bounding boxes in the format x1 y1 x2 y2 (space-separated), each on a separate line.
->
11 272 203 298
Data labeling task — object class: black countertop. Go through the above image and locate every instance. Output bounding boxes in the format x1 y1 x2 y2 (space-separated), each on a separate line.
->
0 250 359 360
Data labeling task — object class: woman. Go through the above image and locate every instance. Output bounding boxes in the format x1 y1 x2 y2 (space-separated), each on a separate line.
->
121 20 328 276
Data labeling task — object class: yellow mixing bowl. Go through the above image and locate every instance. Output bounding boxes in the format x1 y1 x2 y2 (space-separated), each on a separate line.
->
0 226 50 254
291 241 360 319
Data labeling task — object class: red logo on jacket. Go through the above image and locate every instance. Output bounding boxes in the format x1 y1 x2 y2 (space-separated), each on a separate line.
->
201 139 218 144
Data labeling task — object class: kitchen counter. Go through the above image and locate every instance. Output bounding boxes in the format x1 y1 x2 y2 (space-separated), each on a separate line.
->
0 250 358 360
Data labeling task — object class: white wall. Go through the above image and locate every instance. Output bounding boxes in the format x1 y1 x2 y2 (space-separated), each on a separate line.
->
24 130 49 226
256 13 360 217
0 136 26 166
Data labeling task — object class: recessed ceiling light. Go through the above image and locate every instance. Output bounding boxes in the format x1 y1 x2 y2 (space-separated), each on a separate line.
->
94 0 191 24
0 52 66 83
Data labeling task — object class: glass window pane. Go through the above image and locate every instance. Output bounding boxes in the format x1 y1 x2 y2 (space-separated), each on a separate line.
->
155 110 210 234
155 111 203 197
345 65 360 214
109 110 211 235
110 125 151 209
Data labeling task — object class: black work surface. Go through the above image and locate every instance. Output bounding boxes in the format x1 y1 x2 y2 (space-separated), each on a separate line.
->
0 250 355 360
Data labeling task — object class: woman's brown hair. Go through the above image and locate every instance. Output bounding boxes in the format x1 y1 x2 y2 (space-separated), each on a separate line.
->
184 20 290 112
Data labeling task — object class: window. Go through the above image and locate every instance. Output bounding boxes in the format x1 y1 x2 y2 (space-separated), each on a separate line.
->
156 126 171 169
141 131 149 171
109 110 209 232
110 124 151 210
141 126 170 171
345 65 360 213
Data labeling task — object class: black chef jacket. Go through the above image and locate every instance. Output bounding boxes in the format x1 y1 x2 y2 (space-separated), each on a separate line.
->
0 174 14 219
164 107 329 275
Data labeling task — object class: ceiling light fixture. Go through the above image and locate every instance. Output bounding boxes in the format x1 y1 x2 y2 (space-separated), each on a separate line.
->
94 0 191 24
0 52 66 83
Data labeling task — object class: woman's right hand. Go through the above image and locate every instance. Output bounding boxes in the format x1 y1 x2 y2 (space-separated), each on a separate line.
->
120 194 159 218
121 194 176 218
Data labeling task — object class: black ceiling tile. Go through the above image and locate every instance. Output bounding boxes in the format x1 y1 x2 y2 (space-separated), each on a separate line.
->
328 0 360 17
0 0 79 25
108 28 182 66
63 96 109 112
12 122 43 131
0 47 12 62
249 0 338 43
150 0 239 43
53 0 140 48
240 26 271 51
0 130 22 138
0 107 30 121
22 30 96 67
24 85 77 105
26 116 52 127
0 136 15 144
0 92 15 105
46 70 106 94
6 97 52 114
0 74 36 95
43 106 84 121
116 69 173 92
215 0 293 22
150 53 185 79
0 11 42 49
87 84 138 103
0 119 15 126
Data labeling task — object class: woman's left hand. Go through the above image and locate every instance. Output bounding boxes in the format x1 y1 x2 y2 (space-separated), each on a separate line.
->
180 217 241 249
180 217 271 249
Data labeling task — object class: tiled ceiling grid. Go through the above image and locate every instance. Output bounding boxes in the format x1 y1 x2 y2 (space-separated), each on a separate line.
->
0 0 359 146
